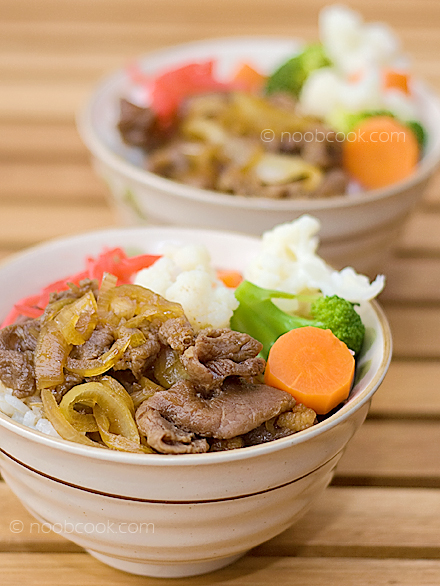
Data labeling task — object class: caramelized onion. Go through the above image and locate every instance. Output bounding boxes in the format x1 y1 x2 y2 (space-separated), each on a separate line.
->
41 389 100 447
54 290 98 345
65 331 131 377
93 405 153 453
154 347 188 389
98 283 184 327
59 380 139 442
35 321 71 390
130 377 164 409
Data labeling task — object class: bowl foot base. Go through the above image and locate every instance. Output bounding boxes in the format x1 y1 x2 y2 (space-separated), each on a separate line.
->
87 548 247 578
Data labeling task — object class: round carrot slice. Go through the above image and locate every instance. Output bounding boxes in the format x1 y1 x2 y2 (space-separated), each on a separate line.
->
264 326 355 415
342 115 419 189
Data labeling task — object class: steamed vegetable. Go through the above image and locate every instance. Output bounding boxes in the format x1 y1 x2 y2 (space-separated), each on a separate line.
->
266 44 331 97
264 326 355 414
216 270 243 289
232 62 267 93
342 115 420 189
329 109 426 149
230 280 365 359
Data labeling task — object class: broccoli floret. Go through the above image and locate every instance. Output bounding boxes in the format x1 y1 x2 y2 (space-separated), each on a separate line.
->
329 109 427 150
308 295 365 356
406 120 427 149
230 281 365 359
265 43 331 98
329 108 395 134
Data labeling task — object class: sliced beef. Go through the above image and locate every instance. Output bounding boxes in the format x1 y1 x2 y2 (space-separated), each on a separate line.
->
144 378 296 439
135 404 209 454
50 371 84 403
181 328 265 395
0 320 41 397
118 99 172 150
209 436 245 452
70 324 114 360
242 421 295 446
188 328 262 362
158 317 194 353
0 319 40 353
312 168 349 198
47 279 98 304
0 349 36 398
243 404 317 446
113 330 161 378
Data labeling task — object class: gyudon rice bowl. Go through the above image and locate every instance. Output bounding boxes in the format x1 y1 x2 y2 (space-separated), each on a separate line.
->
0 220 391 578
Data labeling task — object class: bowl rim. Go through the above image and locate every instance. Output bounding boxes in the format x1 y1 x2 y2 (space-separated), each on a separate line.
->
77 34 440 213
0 225 393 467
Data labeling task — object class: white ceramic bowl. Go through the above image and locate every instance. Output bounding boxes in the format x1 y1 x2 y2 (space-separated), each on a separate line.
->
0 227 392 578
77 37 440 275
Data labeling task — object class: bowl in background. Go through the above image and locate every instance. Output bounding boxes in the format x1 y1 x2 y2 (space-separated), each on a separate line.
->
77 37 440 275
0 226 392 577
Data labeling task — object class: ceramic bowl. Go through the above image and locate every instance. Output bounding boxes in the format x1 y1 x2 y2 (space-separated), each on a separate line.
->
77 37 440 274
0 226 392 578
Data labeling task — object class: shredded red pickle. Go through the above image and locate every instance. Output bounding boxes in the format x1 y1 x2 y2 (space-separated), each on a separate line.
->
1 249 161 327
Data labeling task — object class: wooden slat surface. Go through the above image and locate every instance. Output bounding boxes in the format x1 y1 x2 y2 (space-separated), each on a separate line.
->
1 0 440 584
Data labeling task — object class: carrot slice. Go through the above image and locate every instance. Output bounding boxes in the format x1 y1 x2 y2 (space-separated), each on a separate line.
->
264 326 355 415
216 269 243 288
232 63 267 93
342 115 419 189
383 68 410 95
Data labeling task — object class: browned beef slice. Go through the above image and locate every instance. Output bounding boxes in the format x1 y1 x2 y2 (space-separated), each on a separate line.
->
241 423 296 446
158 317 194 352
145 379 296 439
181 329 265 394
118 99 169 150
190 328 262 362
0 320 40 353
312 168 349 197
135 403 209 454
113 330 161 378
47 279 98 304
50 371 84 403
0 349 36 398
70 324 114 360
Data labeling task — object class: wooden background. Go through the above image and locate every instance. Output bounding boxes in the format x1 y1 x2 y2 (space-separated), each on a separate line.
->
1 1 440 584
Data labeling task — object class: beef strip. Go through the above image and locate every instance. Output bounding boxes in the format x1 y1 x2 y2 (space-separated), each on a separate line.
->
0 319 41 397
50 371 84 403
0 319 40 353
118 99 174 150
135 404 209 454
181 328 265 395
113 330 161 378
144 378 296 439
158 317 194 352
47 279 98 304
69 323 114 360
311 168 349 198
242 404 317 446
0 349 36 398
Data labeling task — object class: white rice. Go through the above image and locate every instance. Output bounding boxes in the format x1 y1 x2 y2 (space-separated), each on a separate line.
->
0 381 58 436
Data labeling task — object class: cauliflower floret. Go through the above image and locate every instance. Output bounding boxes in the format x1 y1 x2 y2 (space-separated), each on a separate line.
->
300 6 414 124
134 244 238 331
299 68 343 119
244 215 385 303
319 5 401 75
300 66 384 120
